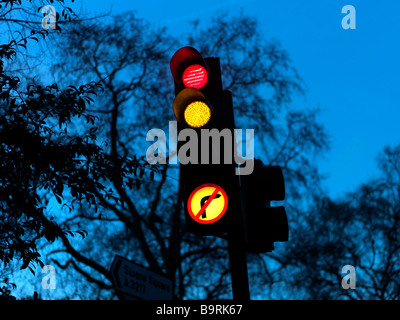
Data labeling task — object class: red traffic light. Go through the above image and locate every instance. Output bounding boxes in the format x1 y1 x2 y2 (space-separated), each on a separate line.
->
170 47 209 89
182 64 208 89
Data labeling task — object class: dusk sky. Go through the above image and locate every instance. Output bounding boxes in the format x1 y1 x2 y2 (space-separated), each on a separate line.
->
72 0 400 199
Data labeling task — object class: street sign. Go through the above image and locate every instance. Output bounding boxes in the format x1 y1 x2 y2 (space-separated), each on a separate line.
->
110 255 172 300
187 183 228 224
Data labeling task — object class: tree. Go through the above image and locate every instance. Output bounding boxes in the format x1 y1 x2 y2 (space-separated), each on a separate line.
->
0 0 105 93
27 11 329 300
347 144 400 299
0 1 151 299
277 143 400 300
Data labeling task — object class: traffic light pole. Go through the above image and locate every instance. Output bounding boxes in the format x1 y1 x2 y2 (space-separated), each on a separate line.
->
227 208 250 301
224 90 250 301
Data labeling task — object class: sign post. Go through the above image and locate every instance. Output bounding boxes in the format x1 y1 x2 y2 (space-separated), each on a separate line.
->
110 255 173 300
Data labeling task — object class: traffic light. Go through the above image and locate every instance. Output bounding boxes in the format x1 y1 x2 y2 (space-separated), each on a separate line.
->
170 46 238 236
170 46 224 130
240 159 289 253
169 47 288 300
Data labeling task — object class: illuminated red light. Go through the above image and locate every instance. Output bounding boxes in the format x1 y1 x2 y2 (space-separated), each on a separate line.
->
182 64 208 89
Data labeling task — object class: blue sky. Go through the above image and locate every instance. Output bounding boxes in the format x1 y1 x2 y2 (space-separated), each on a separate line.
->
73 0 400 199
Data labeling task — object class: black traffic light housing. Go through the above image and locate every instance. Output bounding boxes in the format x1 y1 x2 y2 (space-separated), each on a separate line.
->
170 47 224 130
170 47 238 236
240 159 289 253
170 47 289 248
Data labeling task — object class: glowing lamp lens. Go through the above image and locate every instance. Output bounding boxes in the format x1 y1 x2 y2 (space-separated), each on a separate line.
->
182 64 208 89
184 101 211 128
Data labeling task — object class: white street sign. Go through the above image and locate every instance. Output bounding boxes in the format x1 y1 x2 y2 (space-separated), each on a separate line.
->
110 255 173 300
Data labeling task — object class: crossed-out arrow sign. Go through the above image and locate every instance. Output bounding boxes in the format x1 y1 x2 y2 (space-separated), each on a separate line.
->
110 255 172 300
187 183 228 224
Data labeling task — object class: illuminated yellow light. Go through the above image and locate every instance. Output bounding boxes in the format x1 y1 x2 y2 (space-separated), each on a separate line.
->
184 101 211 128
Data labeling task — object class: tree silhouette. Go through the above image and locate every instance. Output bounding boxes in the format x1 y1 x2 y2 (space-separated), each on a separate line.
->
0 1 152 299
277 143 400 300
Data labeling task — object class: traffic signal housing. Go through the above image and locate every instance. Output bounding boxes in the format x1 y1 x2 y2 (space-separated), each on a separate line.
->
240 159 289 253
170 47 238 236
170 46 224 130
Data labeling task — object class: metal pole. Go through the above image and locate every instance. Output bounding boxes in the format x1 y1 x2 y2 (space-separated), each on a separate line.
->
227 221 250 300
224 90 250 301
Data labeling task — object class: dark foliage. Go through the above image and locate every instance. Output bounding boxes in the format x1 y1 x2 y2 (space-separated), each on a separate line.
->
0 3 154 297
